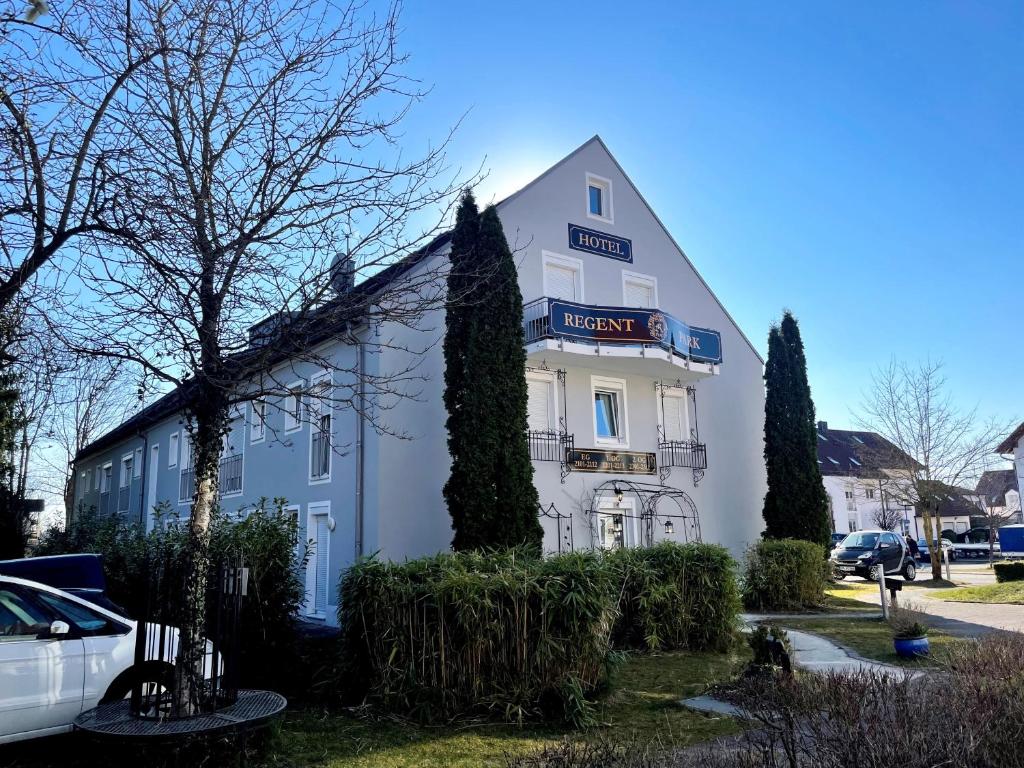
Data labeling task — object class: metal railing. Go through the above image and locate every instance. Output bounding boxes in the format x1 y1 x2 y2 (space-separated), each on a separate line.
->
528 430 573 462
117 485 130 513
658 440 708 470
220 454 243 495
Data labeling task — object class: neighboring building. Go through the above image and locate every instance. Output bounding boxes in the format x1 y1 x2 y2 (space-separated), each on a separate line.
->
997 422 1024 515
975 469 1022 526
815 421 919 536
71 136 768 625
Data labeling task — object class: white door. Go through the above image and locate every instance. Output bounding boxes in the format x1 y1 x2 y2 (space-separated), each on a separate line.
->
0 586 86 742
305 506 331 619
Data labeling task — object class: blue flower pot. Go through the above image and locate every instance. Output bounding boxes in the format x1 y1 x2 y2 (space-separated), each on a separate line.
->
894 635 929 658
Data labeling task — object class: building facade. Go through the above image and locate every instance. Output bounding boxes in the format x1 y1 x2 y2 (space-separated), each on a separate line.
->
71 137 768 625
997 423 1024 514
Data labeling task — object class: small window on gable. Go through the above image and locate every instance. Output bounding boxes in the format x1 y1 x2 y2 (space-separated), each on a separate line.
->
586 173 613 223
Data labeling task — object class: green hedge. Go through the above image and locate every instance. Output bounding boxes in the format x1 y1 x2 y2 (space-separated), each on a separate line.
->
994 561 1024 583
606 542 739 652
33 499 307 693
742 538 829 611
339 549 615 727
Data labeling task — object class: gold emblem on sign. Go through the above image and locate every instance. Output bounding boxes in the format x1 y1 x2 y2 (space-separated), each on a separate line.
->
646 312 668 342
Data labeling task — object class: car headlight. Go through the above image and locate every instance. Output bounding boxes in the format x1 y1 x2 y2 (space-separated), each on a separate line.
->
857 553 873 560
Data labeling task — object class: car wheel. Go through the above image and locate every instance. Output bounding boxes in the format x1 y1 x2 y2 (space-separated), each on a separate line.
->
867 564 882 582
903 560 917 581
100 661 175 707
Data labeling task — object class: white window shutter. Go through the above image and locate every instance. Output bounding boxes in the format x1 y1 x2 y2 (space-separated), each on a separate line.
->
314 516 330 615
624 280 653 308
663 395 685 442
527 379 552 431
545 263 578 301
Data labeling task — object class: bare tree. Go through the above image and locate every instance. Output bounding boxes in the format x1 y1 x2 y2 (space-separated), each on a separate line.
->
976 476 1021 562
857 359 1013 580
47 0 474 713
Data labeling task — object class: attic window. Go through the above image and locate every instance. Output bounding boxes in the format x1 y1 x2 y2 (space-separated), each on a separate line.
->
828 457 840 465
851 435 865 444
850 457 862 466
817 433 827 441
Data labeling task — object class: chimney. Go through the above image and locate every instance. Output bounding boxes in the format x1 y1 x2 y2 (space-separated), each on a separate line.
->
817 421 828 433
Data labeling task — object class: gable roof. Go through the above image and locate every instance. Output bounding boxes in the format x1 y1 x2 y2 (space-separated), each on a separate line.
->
997 422 1024 455
77 136 762 461
815 421 920 478
976 469 1020 507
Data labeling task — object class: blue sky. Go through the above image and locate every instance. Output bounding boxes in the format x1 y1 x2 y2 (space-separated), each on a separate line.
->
398 1 1023 430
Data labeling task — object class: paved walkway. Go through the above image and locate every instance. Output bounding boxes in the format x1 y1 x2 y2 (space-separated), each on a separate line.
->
849 588 1024 637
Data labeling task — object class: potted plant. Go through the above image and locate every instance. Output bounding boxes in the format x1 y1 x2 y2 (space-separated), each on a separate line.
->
891 616 929 658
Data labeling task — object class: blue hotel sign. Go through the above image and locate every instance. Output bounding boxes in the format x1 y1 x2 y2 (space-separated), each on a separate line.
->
548 299 723 365
568 224 632 263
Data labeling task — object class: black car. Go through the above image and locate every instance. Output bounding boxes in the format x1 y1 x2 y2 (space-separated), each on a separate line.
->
831 530 917 582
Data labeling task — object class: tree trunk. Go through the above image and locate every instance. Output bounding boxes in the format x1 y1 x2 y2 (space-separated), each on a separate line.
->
930 511 943 581
174 392 225 714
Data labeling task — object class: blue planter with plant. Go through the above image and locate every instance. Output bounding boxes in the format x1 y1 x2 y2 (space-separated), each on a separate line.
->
892 619 930 658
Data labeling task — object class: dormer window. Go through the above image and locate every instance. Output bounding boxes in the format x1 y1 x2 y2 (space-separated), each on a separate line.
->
850 457 862 467
828 457 840 465
586 173 613 223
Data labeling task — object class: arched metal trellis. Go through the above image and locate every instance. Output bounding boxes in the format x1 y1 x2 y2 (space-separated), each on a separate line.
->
538 502 574 553
587 478 702 548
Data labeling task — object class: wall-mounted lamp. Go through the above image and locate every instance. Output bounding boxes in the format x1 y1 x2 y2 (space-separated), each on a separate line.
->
614 485 624 505
664 520 674 535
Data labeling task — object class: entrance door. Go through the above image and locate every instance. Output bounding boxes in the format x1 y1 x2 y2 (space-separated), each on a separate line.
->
305 503 331 619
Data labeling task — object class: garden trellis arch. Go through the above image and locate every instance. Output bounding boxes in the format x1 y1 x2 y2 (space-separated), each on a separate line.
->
588 479 702 548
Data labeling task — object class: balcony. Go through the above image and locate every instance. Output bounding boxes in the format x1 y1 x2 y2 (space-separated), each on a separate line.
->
528 430 574 462
523 298 722 376
658 440 707 470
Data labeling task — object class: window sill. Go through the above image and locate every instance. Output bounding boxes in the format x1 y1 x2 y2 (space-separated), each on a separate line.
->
595 438 629 450
308 476 332 486
586 212 614 226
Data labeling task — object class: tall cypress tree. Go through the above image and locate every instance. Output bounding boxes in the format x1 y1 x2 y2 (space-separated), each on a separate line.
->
443 196 542 552
762 311 831 546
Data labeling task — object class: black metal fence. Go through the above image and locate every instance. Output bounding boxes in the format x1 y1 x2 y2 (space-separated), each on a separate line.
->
658 440 707 470
528 430 573 462
131 550 247 720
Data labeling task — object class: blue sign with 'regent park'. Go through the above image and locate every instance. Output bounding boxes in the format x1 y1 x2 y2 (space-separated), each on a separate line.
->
548 299 723 365
568 224 632 263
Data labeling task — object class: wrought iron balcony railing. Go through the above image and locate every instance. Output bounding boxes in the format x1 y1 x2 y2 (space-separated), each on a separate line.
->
178 453 244 503
528 430 574 462
658 440 708 470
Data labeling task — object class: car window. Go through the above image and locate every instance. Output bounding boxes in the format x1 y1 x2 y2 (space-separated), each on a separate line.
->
33 590 122 636
843 532 879 549
0 588 52 640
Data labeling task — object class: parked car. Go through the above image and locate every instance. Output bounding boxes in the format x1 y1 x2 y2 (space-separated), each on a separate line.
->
0 554 122 613
831 529 917 582
917 537 957 563
0 573 210 744
830 532 847 550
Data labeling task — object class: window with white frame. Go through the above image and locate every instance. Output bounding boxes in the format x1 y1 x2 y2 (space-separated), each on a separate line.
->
120 455 133 488
94 467 101 490
845 488 857 511
169 433 179 468
284 381 304 432
659 387 689 443
847 513 858 532
622 271 657 309
526 373 556 433
309 372 332 481
592 376 628 447
865 488 875 500
79 472 87 499
100 463 112 493
133 448 143 478
250 399 266 443
542 252 583 302
586 173 613 223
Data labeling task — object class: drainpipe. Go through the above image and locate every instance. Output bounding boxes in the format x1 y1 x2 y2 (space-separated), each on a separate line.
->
347 327 366 559
136 430 149 529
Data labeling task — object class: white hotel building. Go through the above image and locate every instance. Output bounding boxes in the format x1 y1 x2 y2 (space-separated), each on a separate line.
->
72 137 768 625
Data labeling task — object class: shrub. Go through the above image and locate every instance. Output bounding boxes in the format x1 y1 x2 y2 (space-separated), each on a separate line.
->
741 539 828 611
606 541 739 652
339 549 616 727
747 624 792 669
32 498 306 693
993 560 1024 583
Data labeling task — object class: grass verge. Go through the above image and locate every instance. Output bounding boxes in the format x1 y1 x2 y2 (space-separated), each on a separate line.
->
776 616 964 668
933 581 1024 604
0 651 748 768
